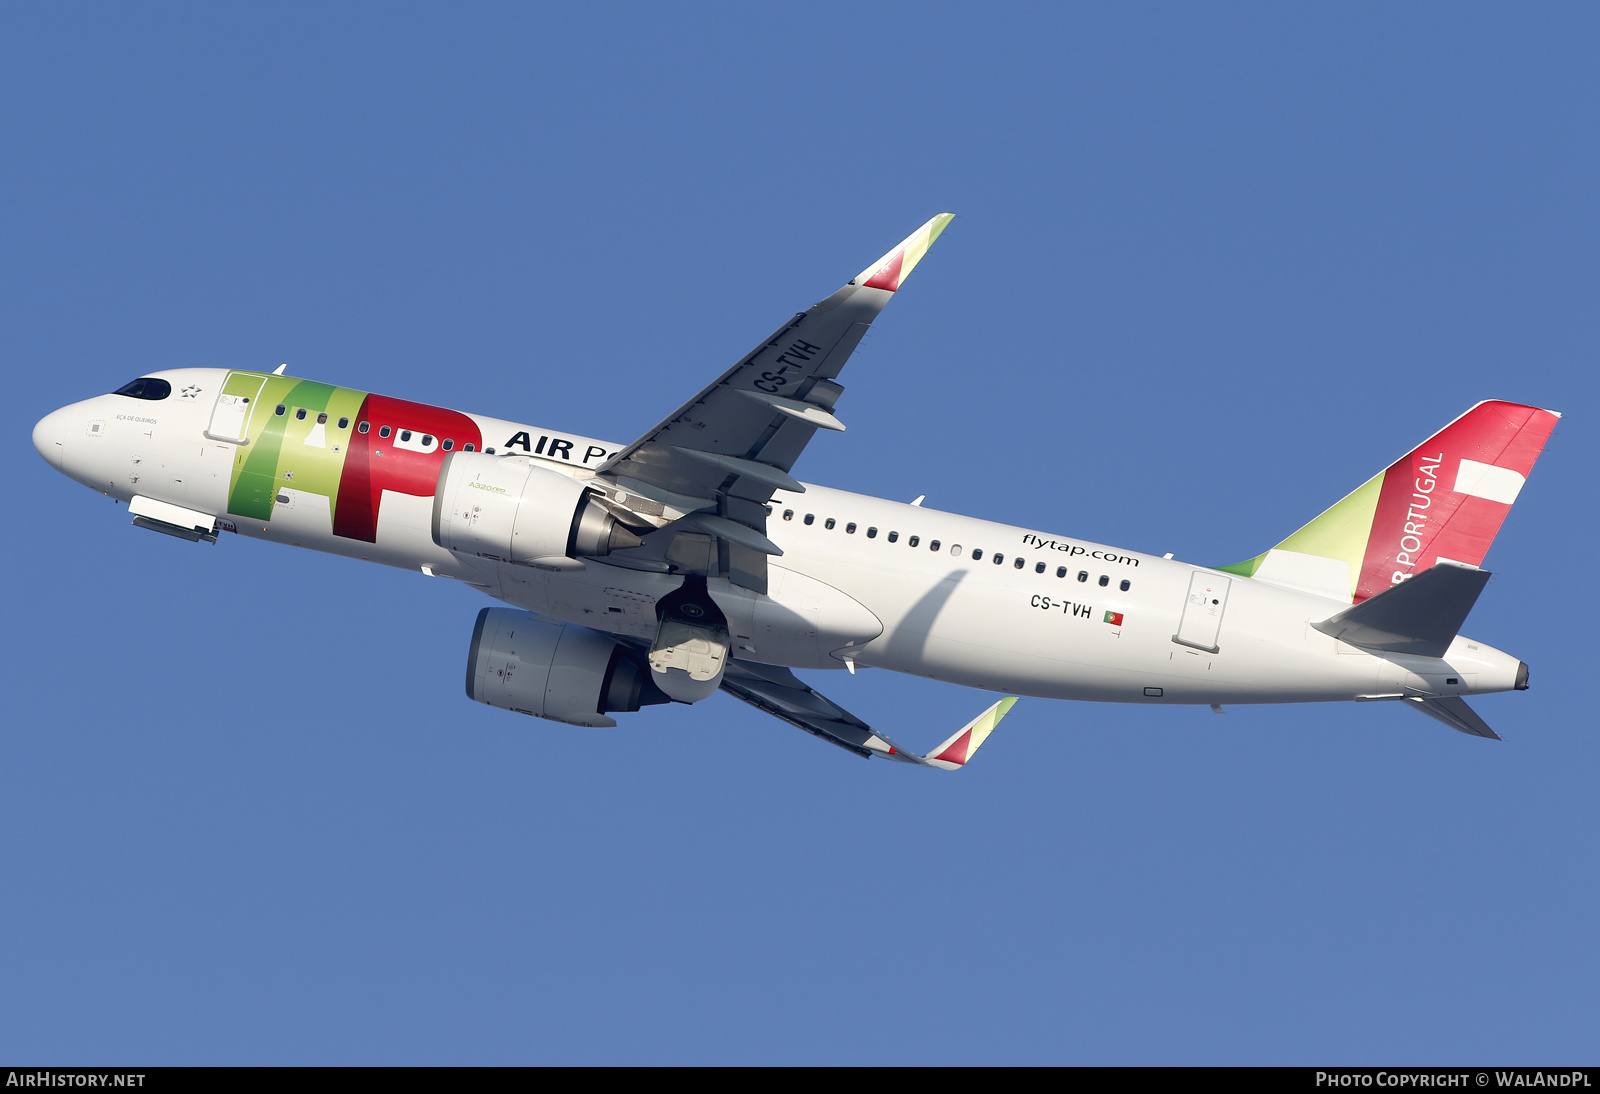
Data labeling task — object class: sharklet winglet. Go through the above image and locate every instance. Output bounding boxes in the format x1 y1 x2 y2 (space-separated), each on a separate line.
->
922 696 1017 771
854 213 955 292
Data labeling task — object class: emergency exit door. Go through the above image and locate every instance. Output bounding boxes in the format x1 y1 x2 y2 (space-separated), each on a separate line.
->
1174 571 1230 653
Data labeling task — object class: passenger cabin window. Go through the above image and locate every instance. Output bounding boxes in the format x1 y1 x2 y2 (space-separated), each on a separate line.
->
993 553 1004 565
275 404 287 416
949 544 960 555
358 421 370 434
825 518 836 530
1014 558 1024 569
930 540 941 551
866 527 877 538
337 417 349 429
887 531 898 542
400 430 412 441
442 439 454 451
463 443 475 451
908 535 919 547
379 426 392 438
295 408 307 420
1099 575 1110 586
783 510 794 521
1078 571 1089 582
971 548 983 560
845 523 857 534
1057 566 1067 578
111 377 172 401
1120 579 1131 591
804 514 814 525
1035 562 1046 573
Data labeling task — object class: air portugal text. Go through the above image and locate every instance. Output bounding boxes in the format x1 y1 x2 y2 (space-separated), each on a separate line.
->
501 432 614 465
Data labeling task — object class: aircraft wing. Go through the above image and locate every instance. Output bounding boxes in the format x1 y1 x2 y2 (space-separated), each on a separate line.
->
594 214 954 591
719 658 1014 768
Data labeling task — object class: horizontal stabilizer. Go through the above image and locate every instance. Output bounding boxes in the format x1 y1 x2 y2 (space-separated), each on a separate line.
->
1406 695 1501 740
1312 561 1490 658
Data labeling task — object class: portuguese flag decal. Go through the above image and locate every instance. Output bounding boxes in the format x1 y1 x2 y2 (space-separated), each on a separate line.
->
1104 611 1124 626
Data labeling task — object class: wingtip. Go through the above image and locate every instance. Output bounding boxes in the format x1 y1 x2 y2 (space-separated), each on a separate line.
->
855 213 957 293
924 696 1017 771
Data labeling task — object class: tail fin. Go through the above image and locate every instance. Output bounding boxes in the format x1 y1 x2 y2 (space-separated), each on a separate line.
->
1219 401 1560 603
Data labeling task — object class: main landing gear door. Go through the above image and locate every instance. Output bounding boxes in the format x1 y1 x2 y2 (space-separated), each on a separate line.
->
205 371 268 445
648 576 731 704
1174 571 1231 654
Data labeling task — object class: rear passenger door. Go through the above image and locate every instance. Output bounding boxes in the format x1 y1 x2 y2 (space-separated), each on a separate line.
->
1174 571 1230 653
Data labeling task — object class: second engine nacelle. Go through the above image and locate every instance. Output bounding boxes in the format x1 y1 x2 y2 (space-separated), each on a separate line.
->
432 451 641 567
466 608 670 727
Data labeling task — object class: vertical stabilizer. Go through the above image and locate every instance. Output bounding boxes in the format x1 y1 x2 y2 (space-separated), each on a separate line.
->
1220 401 1559 602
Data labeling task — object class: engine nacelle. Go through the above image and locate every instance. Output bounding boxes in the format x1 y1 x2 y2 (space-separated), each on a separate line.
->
465 608 670 727
432 451 642 567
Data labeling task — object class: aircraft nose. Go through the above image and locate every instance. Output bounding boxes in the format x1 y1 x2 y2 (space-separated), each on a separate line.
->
32 406 69 470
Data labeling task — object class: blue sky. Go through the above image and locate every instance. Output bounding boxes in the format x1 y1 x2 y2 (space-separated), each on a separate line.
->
3 2 1596 1064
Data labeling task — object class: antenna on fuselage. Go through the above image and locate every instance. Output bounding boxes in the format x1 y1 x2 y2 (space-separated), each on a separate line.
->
272 363 288 375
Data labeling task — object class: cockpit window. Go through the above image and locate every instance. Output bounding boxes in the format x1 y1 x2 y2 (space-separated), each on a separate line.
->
111 377 171 401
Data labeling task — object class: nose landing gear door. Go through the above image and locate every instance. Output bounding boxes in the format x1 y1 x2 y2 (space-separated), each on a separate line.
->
205 372 268 445
1174 571 1230 653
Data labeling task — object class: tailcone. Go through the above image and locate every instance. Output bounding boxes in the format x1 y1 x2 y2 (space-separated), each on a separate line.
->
1515 661 1530 691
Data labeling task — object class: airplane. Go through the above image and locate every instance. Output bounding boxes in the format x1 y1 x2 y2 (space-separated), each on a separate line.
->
31 214 1561 767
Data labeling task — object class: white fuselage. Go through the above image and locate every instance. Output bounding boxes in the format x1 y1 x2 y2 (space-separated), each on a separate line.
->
34 368 1525 709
